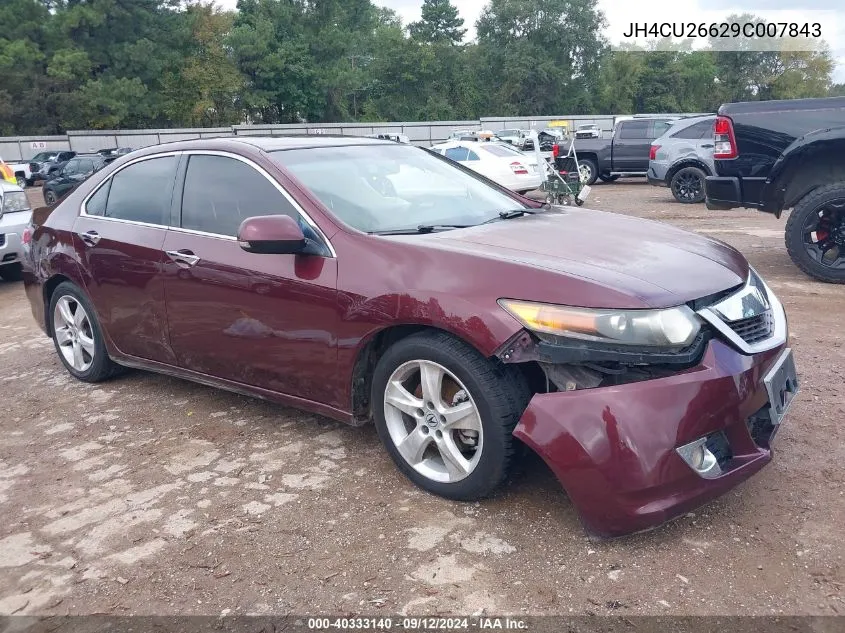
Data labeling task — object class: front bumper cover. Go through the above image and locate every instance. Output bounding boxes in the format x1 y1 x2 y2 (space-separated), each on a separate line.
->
512 338 785 537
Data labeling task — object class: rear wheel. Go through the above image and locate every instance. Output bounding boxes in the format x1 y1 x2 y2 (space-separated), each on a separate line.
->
785 183 845 283
372 331 531 501
0 263 23 282
578 159 598 186
49 282 121 381
670 166 706 203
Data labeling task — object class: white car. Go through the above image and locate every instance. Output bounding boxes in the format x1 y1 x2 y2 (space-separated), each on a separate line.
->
497 129 530 148
431 141 544 193
0 181 33 281
575 124 602 139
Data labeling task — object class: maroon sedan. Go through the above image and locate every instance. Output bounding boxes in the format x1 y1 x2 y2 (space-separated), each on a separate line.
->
21 137 798 537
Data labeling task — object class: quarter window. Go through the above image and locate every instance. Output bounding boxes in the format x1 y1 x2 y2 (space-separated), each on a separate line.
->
180 155 298 237
103 156 176 225
85 180 110 216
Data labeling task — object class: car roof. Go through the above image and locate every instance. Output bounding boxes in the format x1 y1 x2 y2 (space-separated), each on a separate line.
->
126 135 395 157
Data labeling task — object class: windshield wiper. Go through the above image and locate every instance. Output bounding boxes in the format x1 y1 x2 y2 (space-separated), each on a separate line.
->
480 207 548 225
370 224 473 236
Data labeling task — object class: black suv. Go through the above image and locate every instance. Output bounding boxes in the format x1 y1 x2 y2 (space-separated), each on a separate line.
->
42 154 107 205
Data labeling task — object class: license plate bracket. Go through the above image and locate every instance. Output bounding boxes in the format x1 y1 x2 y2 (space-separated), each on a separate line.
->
763 348 798 427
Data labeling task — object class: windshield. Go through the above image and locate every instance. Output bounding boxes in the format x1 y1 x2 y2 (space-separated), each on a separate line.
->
271 144 526 233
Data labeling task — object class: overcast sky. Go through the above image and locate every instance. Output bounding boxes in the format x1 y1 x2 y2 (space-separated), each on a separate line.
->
215 0 845 84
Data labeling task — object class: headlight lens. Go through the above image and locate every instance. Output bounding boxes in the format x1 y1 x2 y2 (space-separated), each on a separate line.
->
498 299 701 347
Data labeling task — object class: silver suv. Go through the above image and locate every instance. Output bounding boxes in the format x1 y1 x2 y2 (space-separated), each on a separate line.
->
647 115 715 203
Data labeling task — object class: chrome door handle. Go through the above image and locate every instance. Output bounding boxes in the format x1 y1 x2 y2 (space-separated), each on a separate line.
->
77 230 101 246
165 249 201 267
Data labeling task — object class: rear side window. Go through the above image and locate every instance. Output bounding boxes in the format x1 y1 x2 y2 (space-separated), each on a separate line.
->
618 120 650 139
180 155 298 237
672 119 715 139
104 156 176 225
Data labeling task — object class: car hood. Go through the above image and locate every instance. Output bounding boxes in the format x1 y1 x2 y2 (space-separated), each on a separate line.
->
415 208 748 308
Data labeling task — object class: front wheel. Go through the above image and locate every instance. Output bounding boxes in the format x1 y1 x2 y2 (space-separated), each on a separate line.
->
16 175 27 189
598 174 619 183
372 331 531 501
785 183 845 283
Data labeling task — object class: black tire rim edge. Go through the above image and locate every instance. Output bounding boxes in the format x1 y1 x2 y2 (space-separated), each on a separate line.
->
801 199 845 270
673 170 702 201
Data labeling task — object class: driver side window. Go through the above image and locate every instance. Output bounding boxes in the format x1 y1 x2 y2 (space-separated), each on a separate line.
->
180 155 300 237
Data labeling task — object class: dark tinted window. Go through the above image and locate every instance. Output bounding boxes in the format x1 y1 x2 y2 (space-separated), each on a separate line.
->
59 152 75 161
672 119 715 139
85 180 110 216
77 158 95 174
618 120 651 139
181 155 298 237
104 156 176 225
62 159 81 175
444 147 469 161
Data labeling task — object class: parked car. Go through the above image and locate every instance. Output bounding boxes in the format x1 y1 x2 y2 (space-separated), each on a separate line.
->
431 140 543 193
1 156 33 189
23 136 798 537
705 96 845 283
0 181 33 281
42 154 108 205
648 115 716 204
97 147 135 161
497 129 530 148
28 150 77 185
365 134 410 144
575 124 602 139
571 117 678 185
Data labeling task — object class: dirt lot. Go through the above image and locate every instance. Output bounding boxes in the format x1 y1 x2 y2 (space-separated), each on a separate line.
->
1 181 843 618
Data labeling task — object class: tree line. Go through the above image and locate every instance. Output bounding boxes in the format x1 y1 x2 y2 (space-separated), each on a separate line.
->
0 0 841 135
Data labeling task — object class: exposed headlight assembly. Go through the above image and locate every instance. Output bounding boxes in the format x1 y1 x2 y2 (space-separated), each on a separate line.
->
498 299 701 348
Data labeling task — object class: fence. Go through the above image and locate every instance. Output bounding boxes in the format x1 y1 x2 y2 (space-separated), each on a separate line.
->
1 114 670 161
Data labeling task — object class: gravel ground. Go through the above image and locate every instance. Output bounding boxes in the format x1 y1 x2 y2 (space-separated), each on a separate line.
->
0 181 843 617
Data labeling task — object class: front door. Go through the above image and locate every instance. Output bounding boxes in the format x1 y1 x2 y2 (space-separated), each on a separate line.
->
162 153 339 403
72 154 178 364
613 120 654 172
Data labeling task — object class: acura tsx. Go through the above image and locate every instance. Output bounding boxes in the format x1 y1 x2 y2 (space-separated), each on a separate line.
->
21 136 798 537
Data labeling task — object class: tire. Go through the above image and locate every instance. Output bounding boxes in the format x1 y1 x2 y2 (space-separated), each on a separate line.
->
598 174 620 183
48 281 121 381
578 158 598 186
372 331 531 501
25 178 34 187
0 263 23 282
784 183 845 283
16 175 27 189
670 166 706 204
44 190 57 206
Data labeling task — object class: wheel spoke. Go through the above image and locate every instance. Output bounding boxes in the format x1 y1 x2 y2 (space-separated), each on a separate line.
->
436 434 471 478
57 298 74 327
441 401 481 432
78 331 96 356
55 326 72 346
72 340 85 370
419 362 444 408
395 427 431 466
74 305 87 328
384 379 423 418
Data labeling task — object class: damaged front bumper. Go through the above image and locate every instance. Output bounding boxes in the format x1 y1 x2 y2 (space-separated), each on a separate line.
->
510 338 790 537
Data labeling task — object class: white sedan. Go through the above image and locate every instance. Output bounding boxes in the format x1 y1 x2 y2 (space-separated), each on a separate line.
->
430 141 544 193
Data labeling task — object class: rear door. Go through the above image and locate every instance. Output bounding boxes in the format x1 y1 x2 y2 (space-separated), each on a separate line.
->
612 120 653 172
72 154 179 363
161 152 339 401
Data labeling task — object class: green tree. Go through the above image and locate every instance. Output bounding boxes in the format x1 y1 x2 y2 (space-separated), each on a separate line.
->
408 0 466 45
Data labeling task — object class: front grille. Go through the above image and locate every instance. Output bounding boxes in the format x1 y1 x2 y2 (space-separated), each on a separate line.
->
29 163 38 172
725 311 774 344
747 406 775 448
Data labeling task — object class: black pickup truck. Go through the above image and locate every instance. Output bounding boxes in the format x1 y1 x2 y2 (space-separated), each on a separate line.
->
705 96 845 283
567 117 677 185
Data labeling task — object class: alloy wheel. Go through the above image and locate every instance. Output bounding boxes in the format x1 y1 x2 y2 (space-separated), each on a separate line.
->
672 170 703 202
382 360 483 483
803 200 845 271
53 295 96 372
16 176 27 189
578 163 592 184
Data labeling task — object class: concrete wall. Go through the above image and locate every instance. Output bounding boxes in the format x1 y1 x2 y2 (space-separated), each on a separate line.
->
0 114 708 160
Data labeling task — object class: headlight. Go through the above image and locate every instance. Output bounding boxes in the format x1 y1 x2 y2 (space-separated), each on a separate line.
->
498 299 701 347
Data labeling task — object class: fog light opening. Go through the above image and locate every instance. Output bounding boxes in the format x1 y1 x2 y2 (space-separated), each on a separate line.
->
676 437 722 479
